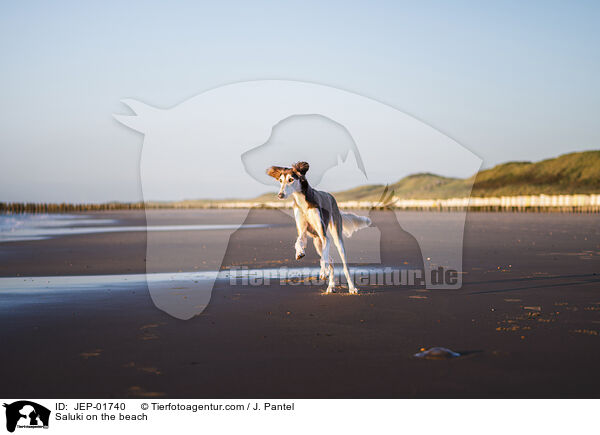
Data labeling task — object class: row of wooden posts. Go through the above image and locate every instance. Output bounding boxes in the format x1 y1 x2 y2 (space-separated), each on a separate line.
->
2 194 600 213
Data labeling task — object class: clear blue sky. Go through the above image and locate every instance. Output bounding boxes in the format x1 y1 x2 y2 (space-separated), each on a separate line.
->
1 0 599 202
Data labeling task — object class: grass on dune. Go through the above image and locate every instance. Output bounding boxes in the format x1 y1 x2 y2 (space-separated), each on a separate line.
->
331 150 600 201
210 150 600 202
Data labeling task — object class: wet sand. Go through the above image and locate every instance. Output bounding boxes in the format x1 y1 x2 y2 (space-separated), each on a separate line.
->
1 209 599 398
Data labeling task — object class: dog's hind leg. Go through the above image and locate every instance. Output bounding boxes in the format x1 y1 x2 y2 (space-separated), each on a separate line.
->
306 208 334 293
331 225 358 294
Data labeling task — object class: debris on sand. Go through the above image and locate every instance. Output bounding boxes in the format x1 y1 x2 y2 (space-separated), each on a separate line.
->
523 306 541 311
572 329 598 336
80 349 103 359
414 347 460 360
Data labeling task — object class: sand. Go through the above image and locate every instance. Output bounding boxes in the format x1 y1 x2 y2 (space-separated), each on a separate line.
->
0 209 599 398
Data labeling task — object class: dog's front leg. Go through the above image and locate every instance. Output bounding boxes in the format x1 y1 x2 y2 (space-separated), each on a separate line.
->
293 207 307 260
313 238 328 280
321 235 335 293
295 234 307 260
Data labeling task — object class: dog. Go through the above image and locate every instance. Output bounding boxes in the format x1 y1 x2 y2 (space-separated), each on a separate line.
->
267 161 371 294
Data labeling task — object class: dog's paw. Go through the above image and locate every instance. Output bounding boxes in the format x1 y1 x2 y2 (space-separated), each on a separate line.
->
322 287 335 295
295 252 305 260
348 286 359 295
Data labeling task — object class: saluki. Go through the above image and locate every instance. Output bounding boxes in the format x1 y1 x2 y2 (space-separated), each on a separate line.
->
267 161 371 294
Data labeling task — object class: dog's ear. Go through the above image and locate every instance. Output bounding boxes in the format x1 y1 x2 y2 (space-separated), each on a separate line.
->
266 166 285 179
292 161 309 175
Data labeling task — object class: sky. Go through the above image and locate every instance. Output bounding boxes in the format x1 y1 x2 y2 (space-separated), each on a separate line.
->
0 0 599 203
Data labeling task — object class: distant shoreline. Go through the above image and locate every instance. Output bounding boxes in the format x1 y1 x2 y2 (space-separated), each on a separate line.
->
4 150 599 214
2 193 600 213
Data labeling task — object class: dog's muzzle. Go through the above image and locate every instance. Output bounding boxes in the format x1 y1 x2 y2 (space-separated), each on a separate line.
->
277 192 285 199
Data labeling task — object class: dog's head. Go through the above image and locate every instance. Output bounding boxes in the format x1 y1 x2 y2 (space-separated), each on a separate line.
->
266 161 309 199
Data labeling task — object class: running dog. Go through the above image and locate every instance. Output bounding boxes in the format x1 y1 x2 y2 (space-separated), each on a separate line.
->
267 161 371 294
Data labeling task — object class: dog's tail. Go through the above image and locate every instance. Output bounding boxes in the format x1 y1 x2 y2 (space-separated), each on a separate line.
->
341 212 371 238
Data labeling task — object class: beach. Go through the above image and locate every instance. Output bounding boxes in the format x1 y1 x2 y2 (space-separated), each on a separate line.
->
1 209 599 398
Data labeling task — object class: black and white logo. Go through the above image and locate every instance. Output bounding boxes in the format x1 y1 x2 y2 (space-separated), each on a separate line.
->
3 401 50 433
